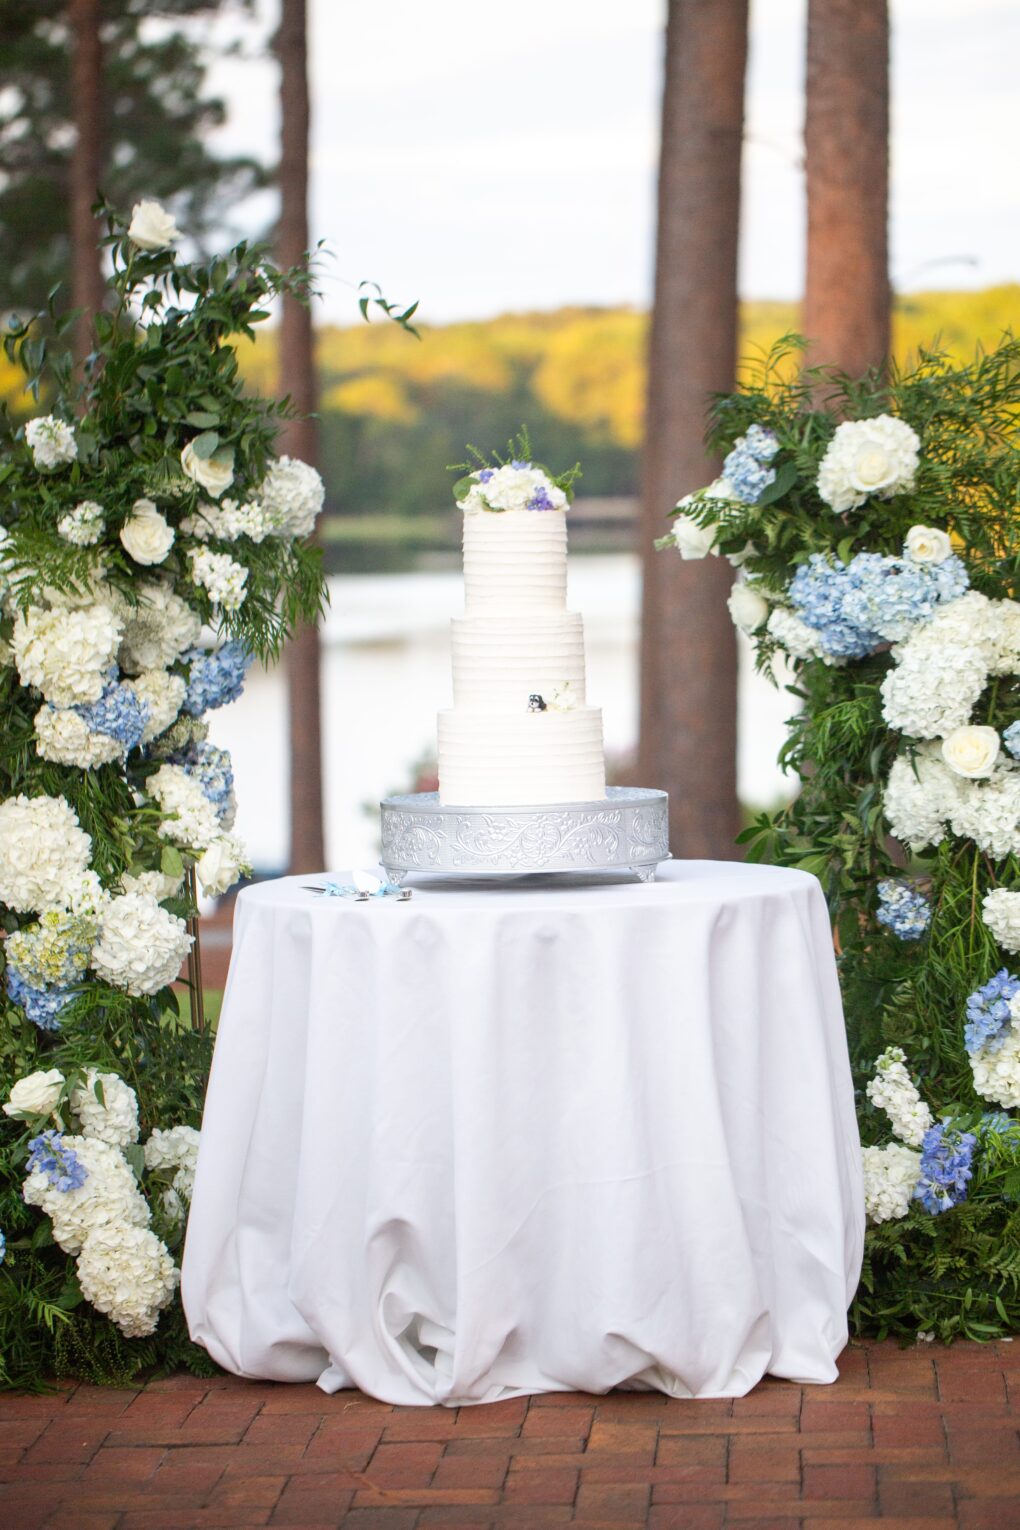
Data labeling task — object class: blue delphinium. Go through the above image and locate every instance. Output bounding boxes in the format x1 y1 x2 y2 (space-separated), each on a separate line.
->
173 741 234 823
722 425 780 505
964 969 1020 1055
876 879 932 940
1003 722 1020 760
26 1131 87 1192
527 484 557 511
914 1120 976 1215
182 642 252 716
789 555 883 658
75 681 149 753
5 969 74 1031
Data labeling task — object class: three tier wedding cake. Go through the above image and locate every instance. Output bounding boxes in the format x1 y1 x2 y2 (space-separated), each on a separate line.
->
437 455 606 806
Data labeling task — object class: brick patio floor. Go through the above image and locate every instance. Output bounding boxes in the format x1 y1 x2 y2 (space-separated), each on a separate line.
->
1 1340 1018 1530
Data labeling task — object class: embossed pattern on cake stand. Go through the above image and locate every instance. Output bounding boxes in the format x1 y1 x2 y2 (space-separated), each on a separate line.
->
380 786 670 884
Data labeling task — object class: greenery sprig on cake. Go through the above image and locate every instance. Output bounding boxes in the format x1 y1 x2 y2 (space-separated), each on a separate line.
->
451 428 581 514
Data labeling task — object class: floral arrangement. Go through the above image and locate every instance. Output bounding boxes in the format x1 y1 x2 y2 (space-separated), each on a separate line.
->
0 201 326 1387
452 429 580 515
659 337 1020 1339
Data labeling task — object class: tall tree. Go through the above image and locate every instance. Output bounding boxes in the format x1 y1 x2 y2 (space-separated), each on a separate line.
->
802 0 891 375
68 0 105 368
637 0 748 859
275 0 324 873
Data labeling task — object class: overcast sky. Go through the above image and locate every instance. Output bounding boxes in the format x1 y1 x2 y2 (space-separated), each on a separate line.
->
202 0 1019 325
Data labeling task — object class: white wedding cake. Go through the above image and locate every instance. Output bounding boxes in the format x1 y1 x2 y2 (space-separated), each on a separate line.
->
437 458 607 806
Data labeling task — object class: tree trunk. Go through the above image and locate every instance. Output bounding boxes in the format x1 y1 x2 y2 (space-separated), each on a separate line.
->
637 0 748 859
803 0 890 376
69 0 105 370
276 0 325 873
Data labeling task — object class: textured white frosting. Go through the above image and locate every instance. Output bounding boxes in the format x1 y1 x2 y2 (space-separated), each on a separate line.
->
451 612 587 710
463 509 567 613
437 707 605 806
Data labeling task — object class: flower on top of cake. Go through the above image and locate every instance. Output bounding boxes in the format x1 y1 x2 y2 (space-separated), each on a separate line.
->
452 432 581 515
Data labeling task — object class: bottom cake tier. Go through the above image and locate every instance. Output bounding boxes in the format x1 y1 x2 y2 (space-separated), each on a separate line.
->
437 705 606 806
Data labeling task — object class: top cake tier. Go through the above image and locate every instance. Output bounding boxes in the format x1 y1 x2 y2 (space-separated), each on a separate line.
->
462 509 567 614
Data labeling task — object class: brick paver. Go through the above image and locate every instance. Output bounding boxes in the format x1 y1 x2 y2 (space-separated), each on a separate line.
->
0 1341 1016 1528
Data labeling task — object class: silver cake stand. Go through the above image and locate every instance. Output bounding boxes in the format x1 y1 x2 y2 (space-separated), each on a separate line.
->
380 787 670 884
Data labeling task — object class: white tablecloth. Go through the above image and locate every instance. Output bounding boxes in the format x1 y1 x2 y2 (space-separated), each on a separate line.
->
182 862 863 1405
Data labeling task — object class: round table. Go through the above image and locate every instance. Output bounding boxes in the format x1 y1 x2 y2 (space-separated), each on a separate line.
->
182 862 863 1405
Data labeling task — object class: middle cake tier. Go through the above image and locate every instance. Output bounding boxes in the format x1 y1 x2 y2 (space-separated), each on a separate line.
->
451 612 587 710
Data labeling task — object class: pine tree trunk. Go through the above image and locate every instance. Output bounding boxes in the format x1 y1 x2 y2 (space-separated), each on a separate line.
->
803 0 891 376
276 0 325 873
69 0 105 370
637 0 748 859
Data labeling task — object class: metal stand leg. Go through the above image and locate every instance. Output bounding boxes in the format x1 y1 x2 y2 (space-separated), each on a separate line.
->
631 864 656 884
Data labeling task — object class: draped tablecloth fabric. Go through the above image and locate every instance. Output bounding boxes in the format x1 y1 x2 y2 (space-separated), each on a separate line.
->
182 862 864 1405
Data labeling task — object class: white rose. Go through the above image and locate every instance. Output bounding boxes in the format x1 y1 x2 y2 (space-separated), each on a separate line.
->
817 416 920 512
905 525 952 565
196 834 248 898
4 1068 65 1119
119 499 175 567
727 582 769 633
181 442 234 499
941 725 1001 779
671 514 718 561
127 199 180 252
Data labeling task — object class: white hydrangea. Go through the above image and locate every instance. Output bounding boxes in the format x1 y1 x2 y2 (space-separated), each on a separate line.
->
862 1142 922 1223
91 892 192 996
970 1003 1020 1109
981 888 1020 955
71 1070 140 1148
816 415 920 513
187 547 248 611
25 415 77 470
126 668 186 744
883 750 958 850
76 1223 178 1338
23 1135 149 1255
144 1123 200 1173
58 500 104 546
881 625 989 739
119 868 183 902
865 1047 933 1148
0 794 92 914
59 869 110 921
987 598 1020 675
118 581 202 674
946 769 1020 860
196 833 249 897
259 456 326 538
182 497 274 545
766 605 825 661
148 762 220 850
34 704 122 769
12 602 122 707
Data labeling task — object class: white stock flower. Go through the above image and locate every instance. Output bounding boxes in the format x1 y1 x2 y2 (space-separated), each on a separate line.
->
816 415 920 512
941 725 1001 779
883 750 958 851
119 868 184 902
862 1143 922 1223
971 1003 1020 1110
4 1069 65 1120
23 1135 149 1255
119 499 174 567
118 581 201 674
766 605 824 662
12 603 122 707
865 1047 933 1148
181 442 234 499
196 834 249 898
727 581 769 633
58 501 104 546
34 705 123 769
126 669 186 744
259 455 325 537
905 525 952 564
71 1071 140 1148
982 889 1020 955
25 416 77 470
187 547 247 611
76 1223 178 1338
182 497 274 545
91 892 192 996
127 199 180 252
148 763 220 850
0 794 92 913
670 514 718 560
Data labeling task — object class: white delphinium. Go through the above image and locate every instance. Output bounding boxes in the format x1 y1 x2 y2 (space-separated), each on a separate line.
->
119 868 183 902
766 605 824 661
126 669 186 744
119 498 175 567
727 581 769 633
34 705 123 769
25 416 77 471
58 501 105 546
12 603 123 707
0 794 92 913
148 762 220 850
91 892 192 996
883 750 958 850
70 1070 140 1148
816 415 920 513
187 547 247 611
982 889 1020 955
865 1047 933 1147
23 1135 149 1254
947 770 1020 860
118 581 202 674
76 1223 178 1338
970 996 1020 1109
4 1069 65 1120
196 834 249 897
862 1143 922 1223
258 455 326 537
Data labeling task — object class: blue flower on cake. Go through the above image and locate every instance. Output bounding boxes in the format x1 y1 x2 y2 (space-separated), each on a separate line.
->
876 880 932 941
459 461 568 516
964 970 1019 1055
0 794 92 914
257 455 325 538
58 500 104 546
181 641 251 716
866 1047 933 1146
90 891 193 996
913 1121 976 1215
815 414 920 513
11 602 123 707
24 415 77 471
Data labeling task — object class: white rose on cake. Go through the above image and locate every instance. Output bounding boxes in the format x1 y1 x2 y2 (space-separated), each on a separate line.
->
91 892 192 996
25 415 77 470
181 441 234 499
119 499 174 566
816 415 920 512
905 525 952 564
727 581 769 633
4 1069 65 1121
127 198 180 252
941 725 1001 779
0 794 93 913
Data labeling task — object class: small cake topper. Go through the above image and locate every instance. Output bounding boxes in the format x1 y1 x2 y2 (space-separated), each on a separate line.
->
528 693 547 712
307 869 412 901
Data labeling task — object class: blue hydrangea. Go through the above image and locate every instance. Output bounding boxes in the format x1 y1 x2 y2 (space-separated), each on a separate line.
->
964 969 1020 1055
182 642 252 717
789 549 969 658
914 1120 976 1215
5 969 75 1031
1003 722 1020 760
876 879 932 940
722 425 780 505
74 681 150 753
172 741 234 823
742 423 780 462
26 1131 87 1192
789 556 883 658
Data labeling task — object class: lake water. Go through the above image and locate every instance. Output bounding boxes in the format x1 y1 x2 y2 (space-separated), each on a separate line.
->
212 556 799 873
